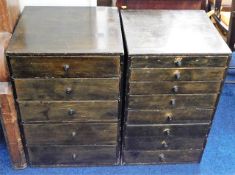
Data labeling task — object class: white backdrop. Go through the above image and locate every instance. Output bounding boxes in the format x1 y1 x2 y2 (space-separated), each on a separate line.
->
19 0 97 11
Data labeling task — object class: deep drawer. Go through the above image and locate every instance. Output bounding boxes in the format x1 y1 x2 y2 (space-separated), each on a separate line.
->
127 109 214 124
14 78 119 101
124 137 205 150
125 124 210 138
27 145 117 166
19 101 118 123
129 81 221 95
130 68 225 81
9 56 120 78
128 94 217 110
123 149 202 164
23 123 118 145
130 56 228 68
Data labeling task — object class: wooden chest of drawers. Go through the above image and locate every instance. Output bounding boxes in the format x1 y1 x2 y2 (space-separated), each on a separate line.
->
6 7 124 166
121 10 231 164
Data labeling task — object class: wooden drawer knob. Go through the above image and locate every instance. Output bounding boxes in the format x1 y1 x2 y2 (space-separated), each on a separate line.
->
174 57 182 67
174 71 181 80
163 128 170 136
172 85 178 93
68 109 75 116
66 87 72 94
71 131 76 137
159 153 165 162
170 99 176 107
72 153 77 160
166 113 173 122
63 64 70 72
161 141 168 148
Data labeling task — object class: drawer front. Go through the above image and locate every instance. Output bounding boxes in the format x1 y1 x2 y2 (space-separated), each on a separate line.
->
19 101 118 123
130 68 225 81
10 56 120 78
127 109 214 124
124 137 205 150
131 56 228 68
129 81 221 95
123 149 202 164
128 94 217 110
23 123 117 145
125 124 210 138
27 145 117 166
14 78 119 101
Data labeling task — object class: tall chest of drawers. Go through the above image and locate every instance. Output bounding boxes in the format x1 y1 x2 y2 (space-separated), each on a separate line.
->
121 10 231 164
6 7 124 166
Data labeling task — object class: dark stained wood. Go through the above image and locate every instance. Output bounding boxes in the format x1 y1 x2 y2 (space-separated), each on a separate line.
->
23 123 117 145
18 101 118 123
27 145 117 166
125 124 210 138
124 137 205 150
130 68 226 81
129 81 221 95
131 56 228 68
127 109 214 124
228 0 235 51
14 78 119 101
128 94 217 109
9 56 120 78
97 0 112 6
6 7 123 55
123 149 202 164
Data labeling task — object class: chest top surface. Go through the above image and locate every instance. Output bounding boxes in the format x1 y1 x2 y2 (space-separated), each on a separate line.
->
121 10 231 56
6 7 123 56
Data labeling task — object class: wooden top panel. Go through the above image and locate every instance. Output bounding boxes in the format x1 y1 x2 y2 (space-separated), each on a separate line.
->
121 10 231 55
6 7 123 56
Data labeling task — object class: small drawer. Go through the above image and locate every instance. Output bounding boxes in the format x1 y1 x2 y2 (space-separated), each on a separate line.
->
124 137 205 150
27 145 117 166
14 78 119 101
19 101 118 123
125 124 210 138
23 123 118 145
127 109 214 124
128 94 217 110
129 81 221 95
9 56 120 78
130 68 225 81
130 56 228 68
123 149 202 164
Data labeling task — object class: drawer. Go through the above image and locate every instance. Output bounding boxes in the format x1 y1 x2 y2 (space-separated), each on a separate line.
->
14 78 119 101
129 81 221 95
130 68 225 81
27 145 117 166
123 149 202 164
9 56 120 78
130 56 228 68
128 94 217 110
23 123 118 145
127 109 214 124
124 137 205 150
19 101 118 123
125 124 210 138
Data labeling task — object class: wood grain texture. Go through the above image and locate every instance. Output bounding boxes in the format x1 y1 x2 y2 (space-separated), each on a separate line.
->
14 78 120 101
23 123 118 145
125 124 210 138
127 109 214 124
124 137 205 150
0 82 27 169
130 68 226 81
129 81 221 95
128 94 218 109
18 101 118 123
9 56 120 78
130 56 228 68
123 149 202 164
27 145 117 166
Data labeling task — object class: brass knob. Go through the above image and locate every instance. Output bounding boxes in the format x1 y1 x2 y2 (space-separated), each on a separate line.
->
63 64 70 72
163 128 170 136
166 113 173 122
68 109 75 116
170 99 176 107
161 141 168 148
174 57 182 67
72 153 77 160
72 131 76 137
174 71 181 80
66 87 72 94
159 153 165 162
172 85 178 93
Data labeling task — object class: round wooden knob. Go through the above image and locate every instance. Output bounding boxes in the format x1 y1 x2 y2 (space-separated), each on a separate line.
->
159 153 165 162
71 131 76 137
174 71 181 80
66 87 72 94
63 64 70 72
174 57 182 67
170 99 176 107
166 113 173 122
72 153 77 160
163 128 170 136
172 85 178 93
161 141 168 148
68 109 75 116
